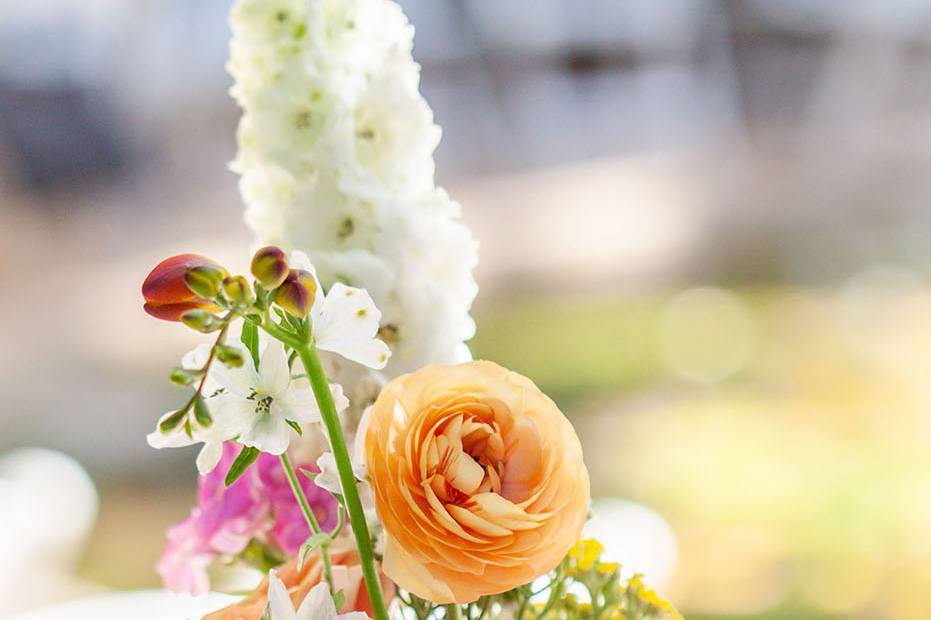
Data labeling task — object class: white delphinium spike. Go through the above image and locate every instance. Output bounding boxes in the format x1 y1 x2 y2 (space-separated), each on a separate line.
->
228 0 479 388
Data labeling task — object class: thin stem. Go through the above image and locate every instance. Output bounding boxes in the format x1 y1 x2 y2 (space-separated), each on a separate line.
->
446 605 462 620
295 341 389 620
279 452 334 592
194 323 230 397
535 576 564 620
261 314 302 349
329 504 347 537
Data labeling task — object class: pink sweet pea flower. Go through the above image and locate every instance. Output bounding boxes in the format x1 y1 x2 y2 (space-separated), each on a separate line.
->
157 443 338 595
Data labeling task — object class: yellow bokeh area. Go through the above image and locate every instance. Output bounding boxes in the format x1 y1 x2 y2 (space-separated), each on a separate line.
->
472 274 931 620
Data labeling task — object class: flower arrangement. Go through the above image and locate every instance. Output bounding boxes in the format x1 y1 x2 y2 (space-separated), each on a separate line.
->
139 1 682 619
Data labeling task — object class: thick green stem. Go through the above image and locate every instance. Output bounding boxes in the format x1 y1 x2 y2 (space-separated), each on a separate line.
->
447 604 463 620
279 452 334 592
295 341 389 620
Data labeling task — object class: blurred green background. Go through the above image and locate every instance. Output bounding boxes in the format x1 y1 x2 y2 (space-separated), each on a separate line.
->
4 2 931 619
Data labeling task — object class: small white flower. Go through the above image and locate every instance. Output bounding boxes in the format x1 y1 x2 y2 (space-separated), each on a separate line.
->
290 251 391 370
147 407 243 476
314 406 376 524
267 570 369 620
146 344 247 475
210 340 349 456
313 451 366 496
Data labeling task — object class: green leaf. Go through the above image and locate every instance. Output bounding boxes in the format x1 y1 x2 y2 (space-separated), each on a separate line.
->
241 320 260 369
225 446 260 487
332 590 345 610
193 393 212 428
299 467 318 481
286 419 303 436
297 532 332 571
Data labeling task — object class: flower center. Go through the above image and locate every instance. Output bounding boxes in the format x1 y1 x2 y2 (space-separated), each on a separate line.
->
247 387 274 415
425 412 506 505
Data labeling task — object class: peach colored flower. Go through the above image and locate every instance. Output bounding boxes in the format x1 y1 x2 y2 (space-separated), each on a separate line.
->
203 537 394 620
364 360 590 604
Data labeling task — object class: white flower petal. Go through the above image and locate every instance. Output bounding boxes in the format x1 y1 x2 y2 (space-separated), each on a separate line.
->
240 414 291 455
277 379 320 422
146 411 197 449
330 382 350 413
209 398 258 439
313 452 342 495
296 582 338 620
209 357 259 399
352 406 372 479
260 341 291 397
314 283 391 370
268 570 299 620
181 344 212 370
195 441 224 475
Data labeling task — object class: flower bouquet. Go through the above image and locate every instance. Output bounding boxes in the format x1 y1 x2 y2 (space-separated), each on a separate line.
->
139 1 682 620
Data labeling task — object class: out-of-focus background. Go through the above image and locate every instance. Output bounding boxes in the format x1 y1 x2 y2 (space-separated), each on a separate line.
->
3 1 931 618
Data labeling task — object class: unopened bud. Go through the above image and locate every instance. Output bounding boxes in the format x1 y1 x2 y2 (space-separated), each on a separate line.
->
142 253 227 321
180 309 220 333
169 367 201 386
216 344 245 368
222 275 252 307
251 246 289 289
193 394 213 428
274 269 317 317
159 407 189 433
184 264 227 299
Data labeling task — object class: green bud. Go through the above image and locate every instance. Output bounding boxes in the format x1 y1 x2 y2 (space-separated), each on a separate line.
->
159 407 189 433
216 344 245 368
221 275 252 307
251 246 289 289
193 394 212 428
169 367 201 386
180 309 220 332
184 264 227 299
274 269 317 317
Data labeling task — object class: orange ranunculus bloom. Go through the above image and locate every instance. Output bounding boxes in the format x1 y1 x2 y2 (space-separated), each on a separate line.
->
365 360 590 604
203 537 394 620
142 253 226 321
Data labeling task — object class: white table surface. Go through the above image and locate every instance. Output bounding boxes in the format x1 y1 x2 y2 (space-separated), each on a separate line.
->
6 591 238 620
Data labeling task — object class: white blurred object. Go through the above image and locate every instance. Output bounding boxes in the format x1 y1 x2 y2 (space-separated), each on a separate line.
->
6 591 237 620
583 498 679 590
0 448 99 614
659 286 756 384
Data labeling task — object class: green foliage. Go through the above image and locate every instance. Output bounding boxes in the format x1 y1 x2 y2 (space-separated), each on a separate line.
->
225 445 261 487
241 320 261 368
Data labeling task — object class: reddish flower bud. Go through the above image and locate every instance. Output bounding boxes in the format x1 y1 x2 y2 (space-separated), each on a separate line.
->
251 246 289 289
142 254 226 322
274 269 318 317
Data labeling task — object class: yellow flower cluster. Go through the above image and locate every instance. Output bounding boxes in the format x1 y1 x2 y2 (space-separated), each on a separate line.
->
546 538 682 620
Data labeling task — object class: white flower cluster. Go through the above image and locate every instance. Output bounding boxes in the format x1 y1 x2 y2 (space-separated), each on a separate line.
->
228 0 479 406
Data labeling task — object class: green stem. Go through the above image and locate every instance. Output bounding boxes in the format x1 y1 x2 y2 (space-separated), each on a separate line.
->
279 452 334 592
261 315 302 349
447 605 463 620
295 341 389 620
